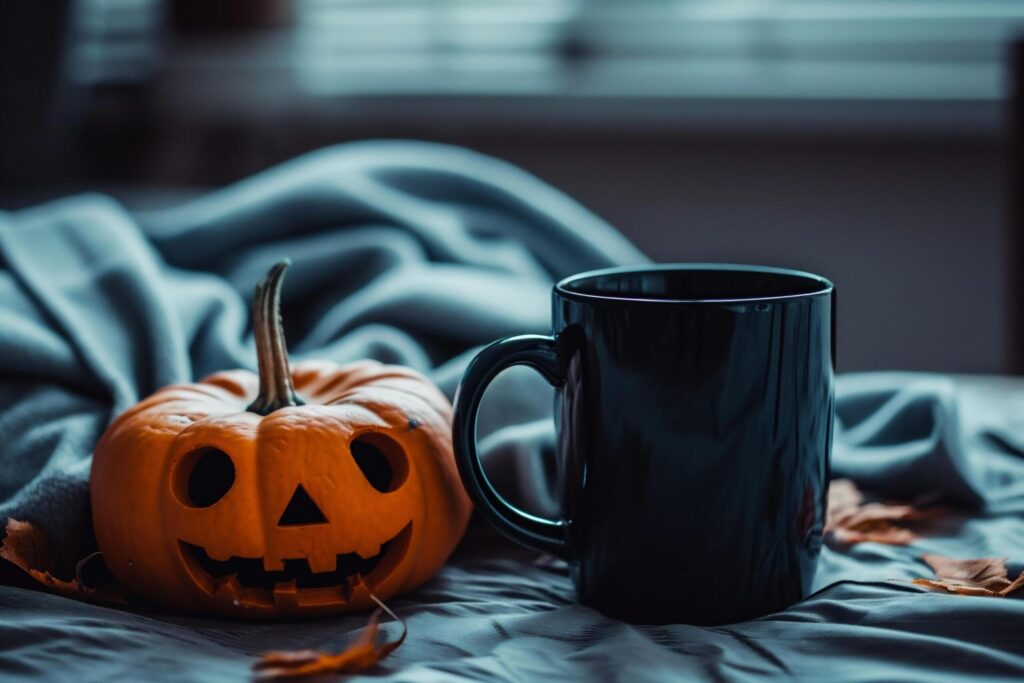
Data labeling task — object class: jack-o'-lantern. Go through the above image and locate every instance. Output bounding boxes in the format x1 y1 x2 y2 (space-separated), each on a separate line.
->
90 261 471 618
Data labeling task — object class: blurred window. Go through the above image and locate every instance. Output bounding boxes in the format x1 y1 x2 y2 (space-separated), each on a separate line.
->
68 0 164 85
64 0 1024 102
293 0 1024 100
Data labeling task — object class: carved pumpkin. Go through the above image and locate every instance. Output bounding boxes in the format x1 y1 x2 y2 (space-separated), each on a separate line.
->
90 261 471 618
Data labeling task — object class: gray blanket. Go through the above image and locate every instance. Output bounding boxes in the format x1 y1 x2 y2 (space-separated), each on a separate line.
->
1 141 1023 682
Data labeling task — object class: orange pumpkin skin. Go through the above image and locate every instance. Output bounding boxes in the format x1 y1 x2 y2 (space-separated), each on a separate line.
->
91 357 471 619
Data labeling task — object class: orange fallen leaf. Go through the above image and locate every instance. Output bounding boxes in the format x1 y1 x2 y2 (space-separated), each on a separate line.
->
830 526 918 546
826 479 864 523
912 553 1024 597
0 519 126 605
825 479 937 547
254 594 407 679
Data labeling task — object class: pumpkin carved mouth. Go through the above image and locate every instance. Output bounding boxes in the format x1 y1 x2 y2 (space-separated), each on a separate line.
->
177 522 412 608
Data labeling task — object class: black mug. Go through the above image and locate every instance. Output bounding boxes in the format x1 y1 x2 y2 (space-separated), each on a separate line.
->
452 264 835 625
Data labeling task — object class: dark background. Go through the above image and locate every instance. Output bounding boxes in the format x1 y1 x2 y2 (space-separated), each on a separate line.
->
2 0 1020 374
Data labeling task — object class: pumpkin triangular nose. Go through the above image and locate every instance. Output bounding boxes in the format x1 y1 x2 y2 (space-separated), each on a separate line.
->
277 485 328 526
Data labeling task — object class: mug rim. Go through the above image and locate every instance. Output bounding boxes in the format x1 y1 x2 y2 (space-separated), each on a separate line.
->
555 263 834 305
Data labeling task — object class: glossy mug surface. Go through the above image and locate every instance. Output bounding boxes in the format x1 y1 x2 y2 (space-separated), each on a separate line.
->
452 264 835 624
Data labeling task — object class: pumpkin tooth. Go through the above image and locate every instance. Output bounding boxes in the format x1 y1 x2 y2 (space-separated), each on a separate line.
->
307 550 337 574
204 546 234 563
272 579 300 610
213 574 240 600
355 544 381 561
262 555 285 572
347 574 372 603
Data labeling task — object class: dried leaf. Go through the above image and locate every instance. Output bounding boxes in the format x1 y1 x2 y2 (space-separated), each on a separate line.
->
254 594 407 679
0 519 126 605
830 526 918 546
833 502 919 529
912 554 1024 597
922 554 1009 589
826 479 864 525
1001 572 1024 596
825 480 938 547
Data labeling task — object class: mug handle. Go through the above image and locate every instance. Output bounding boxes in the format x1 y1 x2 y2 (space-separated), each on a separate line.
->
452 334 570 559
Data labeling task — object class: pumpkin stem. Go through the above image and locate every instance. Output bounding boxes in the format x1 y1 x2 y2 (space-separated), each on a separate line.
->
247 259 304 415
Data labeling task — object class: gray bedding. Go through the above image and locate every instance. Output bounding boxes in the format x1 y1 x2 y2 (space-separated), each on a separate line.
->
1 141 1022 682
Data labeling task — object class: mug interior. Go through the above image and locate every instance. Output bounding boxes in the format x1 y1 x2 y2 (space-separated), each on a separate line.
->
558 265 832 304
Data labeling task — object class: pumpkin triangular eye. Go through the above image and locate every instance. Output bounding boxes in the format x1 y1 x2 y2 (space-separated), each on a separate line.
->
278 485 328 526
